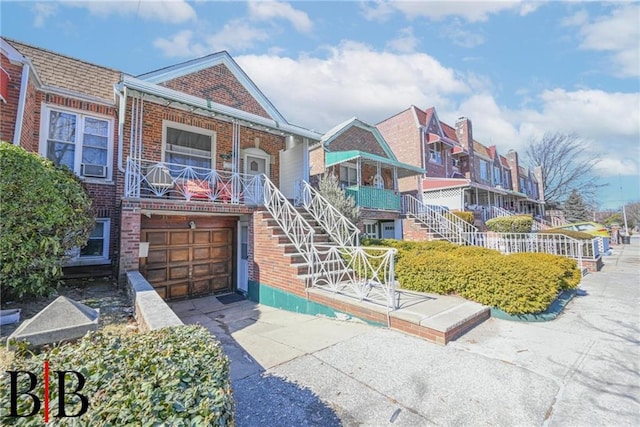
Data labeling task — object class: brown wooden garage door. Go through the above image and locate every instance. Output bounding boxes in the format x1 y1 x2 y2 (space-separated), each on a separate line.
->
140 228 233 300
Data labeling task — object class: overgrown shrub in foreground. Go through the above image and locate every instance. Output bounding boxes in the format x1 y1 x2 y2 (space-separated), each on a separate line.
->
1 325 234 426
363 239 581 314
0 142 94 300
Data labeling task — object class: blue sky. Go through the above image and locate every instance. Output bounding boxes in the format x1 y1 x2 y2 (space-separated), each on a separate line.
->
2 0 639 210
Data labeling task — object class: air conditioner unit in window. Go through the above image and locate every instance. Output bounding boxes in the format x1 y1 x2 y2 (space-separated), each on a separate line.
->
82 163 107 178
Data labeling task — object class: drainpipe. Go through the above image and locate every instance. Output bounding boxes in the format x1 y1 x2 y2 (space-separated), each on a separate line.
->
12 64 29 146
115 85 127 172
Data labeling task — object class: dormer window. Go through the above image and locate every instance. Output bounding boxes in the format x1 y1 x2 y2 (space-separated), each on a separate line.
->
429 142 443 164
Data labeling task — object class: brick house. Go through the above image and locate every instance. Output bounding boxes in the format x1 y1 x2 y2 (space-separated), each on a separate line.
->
1 37 322 300
309 117 424 239
377 105 544 227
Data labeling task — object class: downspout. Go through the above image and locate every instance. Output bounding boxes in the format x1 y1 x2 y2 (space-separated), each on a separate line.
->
115 84 127 172
12 64 29 146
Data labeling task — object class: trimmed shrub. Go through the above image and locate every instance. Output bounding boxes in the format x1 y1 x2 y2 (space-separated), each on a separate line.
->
363 239 580 314
0 142 94 300
542 228 593 240
1 325 234 426
485 215 533 233
447 211 475 225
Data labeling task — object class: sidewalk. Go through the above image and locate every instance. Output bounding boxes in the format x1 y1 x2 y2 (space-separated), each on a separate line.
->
173 238 640 426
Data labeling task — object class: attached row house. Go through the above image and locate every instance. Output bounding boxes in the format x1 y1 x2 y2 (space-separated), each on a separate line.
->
377 105 544 228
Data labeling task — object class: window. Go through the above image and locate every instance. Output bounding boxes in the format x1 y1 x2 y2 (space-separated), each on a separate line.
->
519 177 527 192
364 222 378 239
164 125 214 170
493 166 501 185
503 171 510 188
429 142 442 164
479 160 488 181
67 219 110 265
42 107 112 179
339 163 358 187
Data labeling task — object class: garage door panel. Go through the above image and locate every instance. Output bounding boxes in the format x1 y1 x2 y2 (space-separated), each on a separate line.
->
140 227 234 301
146 232 168 245
147 249 167 264
169 248 189 263
170 231 190 245
168 282 189 299
168 265 189 280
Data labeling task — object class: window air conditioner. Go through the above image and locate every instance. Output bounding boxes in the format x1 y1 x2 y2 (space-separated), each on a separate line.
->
82 163 107 178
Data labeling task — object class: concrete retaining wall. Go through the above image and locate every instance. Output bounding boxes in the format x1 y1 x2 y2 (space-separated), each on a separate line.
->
126 271 183 331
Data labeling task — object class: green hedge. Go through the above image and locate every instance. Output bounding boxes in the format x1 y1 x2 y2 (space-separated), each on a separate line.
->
485 215 533 233
446 211 475 225
543 228 593 240
363 239 581 314
2 325 234 426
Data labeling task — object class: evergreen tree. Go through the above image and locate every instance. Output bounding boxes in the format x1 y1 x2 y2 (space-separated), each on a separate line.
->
317 172 360 224
563 189 592 222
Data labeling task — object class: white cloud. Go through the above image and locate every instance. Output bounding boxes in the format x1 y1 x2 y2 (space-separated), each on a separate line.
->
439 21 485 48
235 41 469 132
65 0 196 24
565 4 640 78
155 22 270 57
386 27 419 53
32 2 57 28
360 0 396 22
248 0 313 32
390 0 538 23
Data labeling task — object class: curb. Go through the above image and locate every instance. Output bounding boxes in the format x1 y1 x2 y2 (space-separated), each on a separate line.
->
490 289 579 322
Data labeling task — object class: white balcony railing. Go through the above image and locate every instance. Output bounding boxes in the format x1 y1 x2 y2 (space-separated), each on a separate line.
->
125 158 264 204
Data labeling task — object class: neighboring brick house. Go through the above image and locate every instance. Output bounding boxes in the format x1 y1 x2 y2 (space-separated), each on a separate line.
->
309 117 424 239
2 37 321 301
377 105 545 225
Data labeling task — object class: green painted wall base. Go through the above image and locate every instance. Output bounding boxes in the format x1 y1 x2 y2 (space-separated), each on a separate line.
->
491 289 579 322
247 280 383 327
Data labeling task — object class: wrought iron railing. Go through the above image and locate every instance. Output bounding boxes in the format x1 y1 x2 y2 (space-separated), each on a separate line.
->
403 195 478 245
125 157 263 204
295 180 360 247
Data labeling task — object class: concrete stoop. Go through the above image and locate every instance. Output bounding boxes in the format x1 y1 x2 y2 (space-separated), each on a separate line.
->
307 288 490 345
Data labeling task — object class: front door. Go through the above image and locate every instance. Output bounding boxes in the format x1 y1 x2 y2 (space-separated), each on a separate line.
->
381 222 395 239
140 228 234 300
244 153 269 204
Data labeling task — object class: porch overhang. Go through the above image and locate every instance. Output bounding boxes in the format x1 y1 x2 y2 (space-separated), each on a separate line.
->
326 150 425 178
426 133 457 148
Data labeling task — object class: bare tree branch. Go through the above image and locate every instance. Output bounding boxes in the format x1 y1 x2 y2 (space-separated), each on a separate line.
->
525 132 606 209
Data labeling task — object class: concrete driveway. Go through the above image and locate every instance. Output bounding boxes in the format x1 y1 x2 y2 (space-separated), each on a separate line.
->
173 238 640 426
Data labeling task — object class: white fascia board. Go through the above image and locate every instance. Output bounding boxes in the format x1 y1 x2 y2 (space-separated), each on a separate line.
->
119 75 321 141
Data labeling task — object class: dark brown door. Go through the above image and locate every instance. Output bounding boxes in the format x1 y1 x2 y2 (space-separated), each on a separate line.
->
140 228 233 300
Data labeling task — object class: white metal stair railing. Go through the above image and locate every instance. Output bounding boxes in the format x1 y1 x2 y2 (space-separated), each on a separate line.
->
261 177 398 309
403 194 478 245
294 180 360 247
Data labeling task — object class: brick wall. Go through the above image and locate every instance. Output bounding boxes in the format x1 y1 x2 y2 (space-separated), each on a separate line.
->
309 145 325 177
251 210 308 298
377 109 421 168
161 63 270 119
118 201 142 283
329 126 387 157
402 218 431 241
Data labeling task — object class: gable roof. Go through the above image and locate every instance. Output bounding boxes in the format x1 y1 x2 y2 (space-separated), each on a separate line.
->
321 117 397 159
136 51 286 124
4 38 121 104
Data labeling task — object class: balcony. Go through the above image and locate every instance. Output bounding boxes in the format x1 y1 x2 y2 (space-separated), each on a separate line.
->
125 158 264 205
345 185 401 211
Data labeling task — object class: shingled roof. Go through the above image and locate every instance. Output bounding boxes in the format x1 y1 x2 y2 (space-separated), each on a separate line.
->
5 38 121 103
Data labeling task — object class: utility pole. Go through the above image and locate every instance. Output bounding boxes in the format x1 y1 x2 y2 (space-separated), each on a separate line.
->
620 174 629 234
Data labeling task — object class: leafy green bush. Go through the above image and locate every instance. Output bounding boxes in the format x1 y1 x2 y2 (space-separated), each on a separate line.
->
2 325 234 426
543 228 593 240
363 239 580 314
446 211 475 225
485 215 533 233
1 142 94 300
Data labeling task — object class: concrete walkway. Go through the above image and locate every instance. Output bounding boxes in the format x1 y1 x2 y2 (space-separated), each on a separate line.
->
171 238 640 426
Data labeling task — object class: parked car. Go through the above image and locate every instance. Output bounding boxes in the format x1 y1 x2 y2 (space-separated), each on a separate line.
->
554 221 610 237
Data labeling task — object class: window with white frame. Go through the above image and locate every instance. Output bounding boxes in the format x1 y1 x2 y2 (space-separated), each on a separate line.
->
339 163 358 188
364 222 378 239
519 177 527 193
164 123 215 170
43 107 112 179
479 160 488 181
68 219 110 264
429 142 443 164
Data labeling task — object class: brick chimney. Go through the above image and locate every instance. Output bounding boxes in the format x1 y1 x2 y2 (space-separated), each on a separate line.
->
455 117 475 181
506 150 520 193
